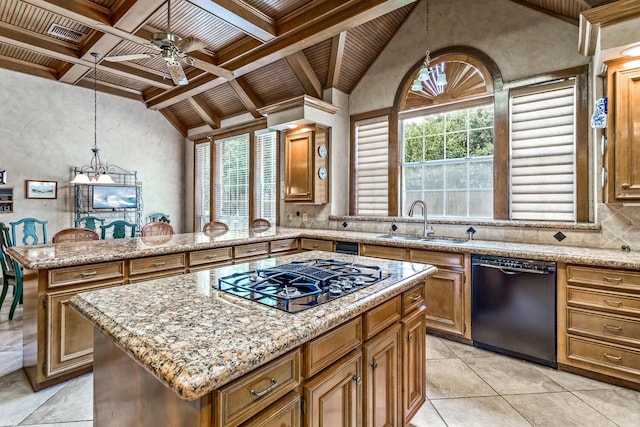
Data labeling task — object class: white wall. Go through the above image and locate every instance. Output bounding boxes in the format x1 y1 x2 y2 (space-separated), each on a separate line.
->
0 68 186 236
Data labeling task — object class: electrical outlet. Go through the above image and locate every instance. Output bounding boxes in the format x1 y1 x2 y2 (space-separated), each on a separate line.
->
302 213 308 221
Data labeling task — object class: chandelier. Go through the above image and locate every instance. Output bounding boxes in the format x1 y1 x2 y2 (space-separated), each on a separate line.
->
411 0 447 91
71 52 115 185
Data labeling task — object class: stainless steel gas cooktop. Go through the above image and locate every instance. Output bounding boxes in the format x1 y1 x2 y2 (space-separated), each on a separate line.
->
216 258 389 313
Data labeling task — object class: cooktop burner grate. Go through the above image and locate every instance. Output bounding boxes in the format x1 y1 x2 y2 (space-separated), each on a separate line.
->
217 258 388 313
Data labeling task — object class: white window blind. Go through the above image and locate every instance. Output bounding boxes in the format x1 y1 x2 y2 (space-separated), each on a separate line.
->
215 134 249 230
255 130 277 224
510 79 576 221
355 116 389 216
194 141 210 231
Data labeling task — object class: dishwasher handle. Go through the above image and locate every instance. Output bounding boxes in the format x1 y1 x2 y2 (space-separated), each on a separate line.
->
474 262 552 275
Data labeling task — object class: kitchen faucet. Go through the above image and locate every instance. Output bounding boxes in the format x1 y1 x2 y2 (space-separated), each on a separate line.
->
408 200 434 237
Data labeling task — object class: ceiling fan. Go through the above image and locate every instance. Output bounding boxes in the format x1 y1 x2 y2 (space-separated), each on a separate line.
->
103 0 233 85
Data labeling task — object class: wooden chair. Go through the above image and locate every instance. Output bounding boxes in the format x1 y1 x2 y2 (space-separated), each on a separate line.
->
10 217 48 246
148 213 171 223
251 218 271 229
0 222 22 320
100 220 137 239
141 221 174 237
202 221 229 234
74 216 105 232
52 227 100 243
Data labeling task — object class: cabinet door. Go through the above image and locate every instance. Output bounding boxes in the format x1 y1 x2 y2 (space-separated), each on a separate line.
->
304 350 362 427
425 269 465 337
401 306 426 424
46 284 118 377
285 131 313 202
614 68 640 199
363 323 400 427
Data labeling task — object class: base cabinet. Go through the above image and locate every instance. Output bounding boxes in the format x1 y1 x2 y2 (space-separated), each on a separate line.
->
304 350 363 427
401 306 426 423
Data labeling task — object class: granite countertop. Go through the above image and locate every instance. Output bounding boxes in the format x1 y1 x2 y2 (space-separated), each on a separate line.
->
70 252 437 401
8 226 640 271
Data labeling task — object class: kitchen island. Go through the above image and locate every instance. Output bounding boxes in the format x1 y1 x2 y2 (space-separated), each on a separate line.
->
70 252 437 426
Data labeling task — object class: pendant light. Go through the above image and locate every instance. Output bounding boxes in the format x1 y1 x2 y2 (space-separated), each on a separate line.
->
411 0 447 92
71 52 115 185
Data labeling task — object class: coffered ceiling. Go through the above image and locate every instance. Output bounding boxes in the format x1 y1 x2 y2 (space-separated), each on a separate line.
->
0 0 619 137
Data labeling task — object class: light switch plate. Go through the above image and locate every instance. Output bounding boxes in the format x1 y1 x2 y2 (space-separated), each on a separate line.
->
302 213 308 221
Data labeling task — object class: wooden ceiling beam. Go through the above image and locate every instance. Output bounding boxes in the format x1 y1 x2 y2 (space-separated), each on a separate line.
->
21 0 111 26
0 54 58 80
160 108 188 137
285 51 322 98
228 77 262 118
327 32 347 88
509 0 578 25
188 95 220 129
100 62 174 89
75 79 143 101
187 0 276 42
147 0 417 110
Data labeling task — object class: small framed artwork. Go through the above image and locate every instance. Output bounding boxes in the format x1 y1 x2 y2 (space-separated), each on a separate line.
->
26 180 57 199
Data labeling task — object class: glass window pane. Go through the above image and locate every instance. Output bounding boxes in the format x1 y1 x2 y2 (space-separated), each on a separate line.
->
446 132 467 159
404 137 423 162
469 129 494 156
445 163 467 189
445 110 467 132
470 190 493 217
445 191 467 216
424 164 443 190
426 192 444 216
424 114 445 134
404 166 423 191
469 105 493 128
424 135 444 161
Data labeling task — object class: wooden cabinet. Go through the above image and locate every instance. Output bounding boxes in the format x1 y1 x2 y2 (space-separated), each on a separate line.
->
234 242 269 261
284 127 328 204
409 250 470 341
128 253 186 282
269 238 299 256
238 391 300 427
401 305 426 423
559 263 640 388
360 244 406 261
606 63 640 201
189 247 233 271
304 349 363 427
300 238 333 252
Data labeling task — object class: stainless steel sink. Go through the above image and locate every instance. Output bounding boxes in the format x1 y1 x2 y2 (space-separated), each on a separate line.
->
377 235 468 244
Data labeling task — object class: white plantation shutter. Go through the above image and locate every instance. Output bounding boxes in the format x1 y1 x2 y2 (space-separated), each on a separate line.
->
255 130 277 224
355 116 389 216
510 80 576 221
195 141 210 231
215 134 249 230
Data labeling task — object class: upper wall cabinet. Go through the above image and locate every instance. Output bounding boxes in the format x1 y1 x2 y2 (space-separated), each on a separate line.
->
605 61 640 201
285 127 329 204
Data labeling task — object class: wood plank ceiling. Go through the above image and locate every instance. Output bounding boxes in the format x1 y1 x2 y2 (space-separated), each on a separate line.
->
0 0 616 138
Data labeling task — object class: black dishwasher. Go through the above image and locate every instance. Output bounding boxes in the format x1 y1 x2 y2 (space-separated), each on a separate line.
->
471 254 557 368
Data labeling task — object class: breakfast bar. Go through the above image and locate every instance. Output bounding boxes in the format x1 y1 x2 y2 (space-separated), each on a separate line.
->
70 252 437 426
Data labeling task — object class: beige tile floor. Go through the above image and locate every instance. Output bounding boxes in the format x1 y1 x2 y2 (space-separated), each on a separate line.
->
2 295 640 426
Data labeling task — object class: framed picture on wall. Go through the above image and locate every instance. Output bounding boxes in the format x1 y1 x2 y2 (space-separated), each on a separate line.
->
26 180 57 199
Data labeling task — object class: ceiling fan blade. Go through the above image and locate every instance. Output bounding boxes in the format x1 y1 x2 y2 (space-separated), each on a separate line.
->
166 60 188 86
104 53 157 62
174 35 207 53
189 57 234 80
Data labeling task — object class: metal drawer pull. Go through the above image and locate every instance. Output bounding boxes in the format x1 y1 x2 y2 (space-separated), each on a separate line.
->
603 324 622 332
205 255 217 259
408 333 413 341
622 183 630 190
250 378 277 397
604 299 623 307
352 375 362 385
80 271 97 277
248 248 256 252
312 245 319 248
603 353 622 361
603 276 622 282
370 361 378 369
411 295 421 302
152 262 166 267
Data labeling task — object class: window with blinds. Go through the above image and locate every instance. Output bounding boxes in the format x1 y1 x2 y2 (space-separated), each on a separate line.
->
215 134 249 230
255 130 277 224
354 116 389 216
194 141 210 231
510 79 576 221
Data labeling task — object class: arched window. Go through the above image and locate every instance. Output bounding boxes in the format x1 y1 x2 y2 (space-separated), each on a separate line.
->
397 50 499 218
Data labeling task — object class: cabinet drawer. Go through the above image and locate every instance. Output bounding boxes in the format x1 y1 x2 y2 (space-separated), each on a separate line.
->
402 284 425 315
238 391 300 427
567 265 640 292
216 350 301 427
567 308 640 348
409 249 464 269
567 286 640 317
300 238 333 252
361 244 405 260
48 261 125 288
189 247 232 267
567 335 640 383
129 253 186 276
304 316 362 377
363 296 401 340
235 242 269 259
270 238 298 254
